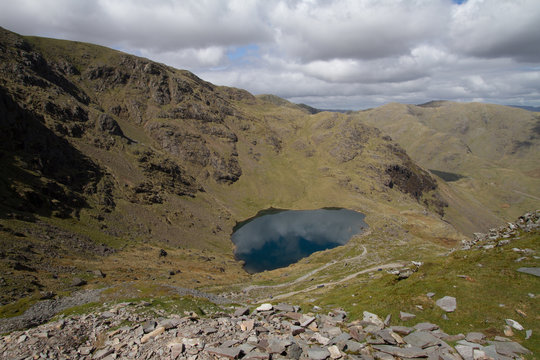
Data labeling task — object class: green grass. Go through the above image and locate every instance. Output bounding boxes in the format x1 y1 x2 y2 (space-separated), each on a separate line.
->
0 295 40 318
292 231 539 355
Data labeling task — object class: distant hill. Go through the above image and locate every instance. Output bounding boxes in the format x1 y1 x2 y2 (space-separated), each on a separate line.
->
354 101 540 233
509 105 540 112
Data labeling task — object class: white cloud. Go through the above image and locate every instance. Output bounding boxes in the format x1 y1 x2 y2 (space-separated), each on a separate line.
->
1 0 539 109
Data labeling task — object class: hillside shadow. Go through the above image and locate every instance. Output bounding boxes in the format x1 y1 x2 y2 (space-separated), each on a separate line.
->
0 86 102 220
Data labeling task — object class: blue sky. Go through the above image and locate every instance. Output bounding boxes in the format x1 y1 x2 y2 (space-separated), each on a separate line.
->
1 0 539 109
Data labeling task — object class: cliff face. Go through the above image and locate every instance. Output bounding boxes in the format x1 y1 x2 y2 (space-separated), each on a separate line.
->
0 27 455 304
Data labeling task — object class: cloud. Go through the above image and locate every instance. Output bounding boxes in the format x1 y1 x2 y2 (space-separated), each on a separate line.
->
1 0 539 109
450 0 540 62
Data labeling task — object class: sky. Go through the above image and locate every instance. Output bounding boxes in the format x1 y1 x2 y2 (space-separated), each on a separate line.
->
1 0 539 110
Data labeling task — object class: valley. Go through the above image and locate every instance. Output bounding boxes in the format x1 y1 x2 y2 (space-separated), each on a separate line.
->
0 26 538 359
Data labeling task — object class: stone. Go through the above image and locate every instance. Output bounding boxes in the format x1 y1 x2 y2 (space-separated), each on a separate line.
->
414 322 439 331
206 346 242 359
93 348 114 359
435 296 457 312
376 329 397 345
345 340 364 353
372 344 427 358
327 345 342 359
94 269 106 278
363 311 384 327
143 320 157 333
284 312 302 321
307 346 331 360
455 345 474 360
312 332 331 345
291 325 304 335
517 267 540 277
140 326 165 343
373 351 394 360
465 332 486 343
71 277 87 286
383 314 391 327
287 343 303 360
426 292 435 298
256 303 273 312
505 318 524 330
240 319 255 332
300 315 316 327
79 346 94 355
349 327 366 342
170 343 184 359
403 331 441 349
390 326 413 335
267 338 291 354
274 303 295 312
159 318 180 330
325 326 343 337
488 340 531 356
399 311 416 321
330 333 352 346
244 350 270 359
525 329 532 339
234 307 250 317
503 325 514 337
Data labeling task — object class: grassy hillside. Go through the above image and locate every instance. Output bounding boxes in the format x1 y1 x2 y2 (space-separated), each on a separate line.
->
354 102 540 233
0 27 464 307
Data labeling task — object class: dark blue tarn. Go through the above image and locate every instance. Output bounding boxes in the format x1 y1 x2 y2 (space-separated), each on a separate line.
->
231 208 367 273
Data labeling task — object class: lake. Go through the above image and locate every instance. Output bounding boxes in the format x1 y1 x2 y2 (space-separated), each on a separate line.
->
231 208 367 273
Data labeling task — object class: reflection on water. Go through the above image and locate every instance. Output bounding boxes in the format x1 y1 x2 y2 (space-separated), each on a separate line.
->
231 208 367 273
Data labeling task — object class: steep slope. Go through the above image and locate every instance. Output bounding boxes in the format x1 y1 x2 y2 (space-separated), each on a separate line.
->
354 101 540 233
0 27 461 307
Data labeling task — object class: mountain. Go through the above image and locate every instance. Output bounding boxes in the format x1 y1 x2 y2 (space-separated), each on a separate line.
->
352 101 540 234
0 27 462 306
0 27 538 357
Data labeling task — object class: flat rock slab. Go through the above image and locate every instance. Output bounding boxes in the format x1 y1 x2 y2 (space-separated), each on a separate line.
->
206 346 242 359
399 311 416 321
233 307 250 317
403 331 441 349
274 303 295 312
436 296 457 312
517 267 540 277
256 303 273 312
413 322 439 331
307 347 331 360
488 341 532 356
373 344 427 358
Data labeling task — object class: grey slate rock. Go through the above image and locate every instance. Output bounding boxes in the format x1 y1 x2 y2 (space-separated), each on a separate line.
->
372 344 428 358
517 267 540 277
399 311 416 321
465 332 486 343
142 320 156 333
390 326 413 335
403 331 441 349
286 343 303 360
345 340 364 353
274 303 295 312
234 306 250 317
206 346 242 359
414 322 439 331
307 346 330 360
435 296 457 312
488 340 532 356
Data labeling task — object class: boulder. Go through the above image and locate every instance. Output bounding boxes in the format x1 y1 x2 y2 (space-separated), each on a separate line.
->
435 296 457 312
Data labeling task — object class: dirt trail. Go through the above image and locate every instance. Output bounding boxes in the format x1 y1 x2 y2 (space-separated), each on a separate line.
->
242 245 368 294
260 262 405 301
